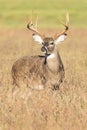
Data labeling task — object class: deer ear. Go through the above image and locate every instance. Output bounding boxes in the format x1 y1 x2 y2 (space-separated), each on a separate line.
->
54 34 67 44
32 34 43 44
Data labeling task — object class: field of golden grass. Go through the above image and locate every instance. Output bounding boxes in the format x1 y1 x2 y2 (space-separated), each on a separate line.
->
0 28 87 130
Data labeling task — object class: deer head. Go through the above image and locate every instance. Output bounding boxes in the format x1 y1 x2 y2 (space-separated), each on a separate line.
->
27 13 69 55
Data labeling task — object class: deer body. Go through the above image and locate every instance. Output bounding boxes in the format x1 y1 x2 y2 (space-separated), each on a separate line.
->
12 13 69 90
12 46 64 90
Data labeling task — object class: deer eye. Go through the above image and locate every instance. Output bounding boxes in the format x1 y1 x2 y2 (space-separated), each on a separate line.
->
50 42 54 45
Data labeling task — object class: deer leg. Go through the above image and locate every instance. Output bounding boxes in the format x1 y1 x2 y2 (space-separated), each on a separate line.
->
52 79 63 91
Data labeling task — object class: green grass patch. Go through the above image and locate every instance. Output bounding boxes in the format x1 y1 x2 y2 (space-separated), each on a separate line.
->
0 0 87 28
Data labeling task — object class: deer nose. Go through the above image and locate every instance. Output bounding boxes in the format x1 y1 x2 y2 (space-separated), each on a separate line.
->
41 46 47 52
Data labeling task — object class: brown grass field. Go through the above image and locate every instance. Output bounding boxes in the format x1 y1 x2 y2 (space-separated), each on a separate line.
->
0 28 87 130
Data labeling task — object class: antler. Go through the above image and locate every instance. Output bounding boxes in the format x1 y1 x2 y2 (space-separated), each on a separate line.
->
27 16 43 37
54 12 69 39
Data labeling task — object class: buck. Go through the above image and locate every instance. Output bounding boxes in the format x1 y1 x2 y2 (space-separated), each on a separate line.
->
12 13 69 90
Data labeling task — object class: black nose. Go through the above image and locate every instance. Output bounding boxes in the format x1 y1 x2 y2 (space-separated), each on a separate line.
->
41 46 47 52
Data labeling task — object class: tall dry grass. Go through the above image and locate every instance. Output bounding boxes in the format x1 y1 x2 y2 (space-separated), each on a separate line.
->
0 28 87 130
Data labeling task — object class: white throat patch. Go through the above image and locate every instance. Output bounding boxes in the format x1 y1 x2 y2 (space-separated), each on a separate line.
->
47 53 56 59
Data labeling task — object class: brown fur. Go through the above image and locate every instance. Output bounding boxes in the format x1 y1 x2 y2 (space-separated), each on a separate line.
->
12 55 64 90
12 37 65 90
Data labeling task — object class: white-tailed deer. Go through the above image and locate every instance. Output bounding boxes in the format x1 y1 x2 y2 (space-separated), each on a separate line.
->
12 13 69 90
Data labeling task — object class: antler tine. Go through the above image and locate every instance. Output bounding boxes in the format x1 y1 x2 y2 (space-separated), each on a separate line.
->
66 12 69 25
35 16 38 30
27 21 39 35
27 15 42 37
54 12 69 39
27 23 39 33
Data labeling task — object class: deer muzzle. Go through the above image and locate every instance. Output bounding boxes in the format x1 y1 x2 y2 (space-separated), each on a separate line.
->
41 46 47 53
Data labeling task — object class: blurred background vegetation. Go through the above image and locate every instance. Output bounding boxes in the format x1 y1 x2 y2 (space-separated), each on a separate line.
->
0 0 87 29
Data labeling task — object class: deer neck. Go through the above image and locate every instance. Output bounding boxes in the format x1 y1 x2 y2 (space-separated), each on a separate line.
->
46 48 63 73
